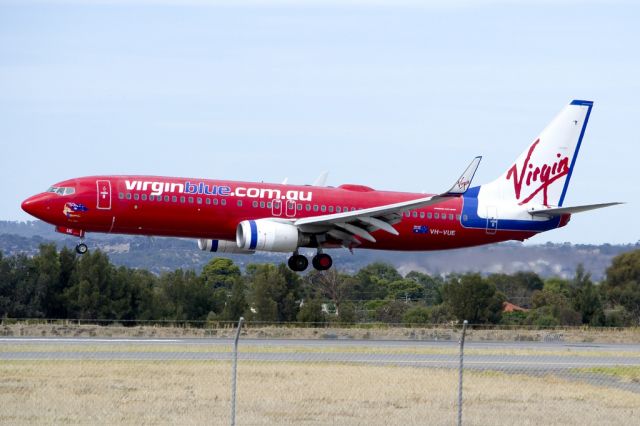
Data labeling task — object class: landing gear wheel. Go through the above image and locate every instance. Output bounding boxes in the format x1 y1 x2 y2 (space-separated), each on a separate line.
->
288 254 308 272
75 243 88 255
312 253 333 271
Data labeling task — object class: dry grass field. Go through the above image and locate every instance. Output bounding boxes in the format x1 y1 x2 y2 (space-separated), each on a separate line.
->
2 322 640 344
1 360 639 425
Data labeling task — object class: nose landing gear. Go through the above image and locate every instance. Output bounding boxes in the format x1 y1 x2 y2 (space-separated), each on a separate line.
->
75 243 88 255
75 242 89 255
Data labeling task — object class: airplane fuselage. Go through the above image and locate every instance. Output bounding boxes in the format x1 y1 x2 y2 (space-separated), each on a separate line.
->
23 175 558 251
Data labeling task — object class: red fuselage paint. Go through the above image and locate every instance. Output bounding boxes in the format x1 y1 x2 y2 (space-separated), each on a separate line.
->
21 175 544 251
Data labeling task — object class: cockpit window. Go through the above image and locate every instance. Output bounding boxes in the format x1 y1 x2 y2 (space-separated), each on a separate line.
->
46 186 75 196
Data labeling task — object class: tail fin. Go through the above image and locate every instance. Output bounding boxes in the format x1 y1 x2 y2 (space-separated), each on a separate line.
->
482 100 593 207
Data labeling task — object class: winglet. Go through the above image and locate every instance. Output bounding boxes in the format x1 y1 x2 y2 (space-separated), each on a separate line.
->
446 156 482 195
313 171 329 187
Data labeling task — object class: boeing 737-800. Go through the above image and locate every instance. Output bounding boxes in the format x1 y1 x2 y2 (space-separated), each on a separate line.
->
21 100 621 271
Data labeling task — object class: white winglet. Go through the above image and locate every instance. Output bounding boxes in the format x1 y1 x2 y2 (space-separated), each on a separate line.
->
313 171 329 187
446 156 482 195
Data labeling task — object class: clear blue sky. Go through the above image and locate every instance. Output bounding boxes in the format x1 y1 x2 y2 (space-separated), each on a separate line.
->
1 0 638 244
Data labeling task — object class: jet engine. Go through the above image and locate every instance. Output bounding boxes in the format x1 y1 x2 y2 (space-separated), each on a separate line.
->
236 219 308 252
197 239 254 254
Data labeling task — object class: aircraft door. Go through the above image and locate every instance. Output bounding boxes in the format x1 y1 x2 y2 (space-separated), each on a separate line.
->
96 180 112 210
271 199 282 217
486 206 498 235
285 200 296 217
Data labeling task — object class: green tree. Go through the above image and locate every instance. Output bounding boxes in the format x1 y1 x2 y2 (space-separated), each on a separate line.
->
385 279 425 301
442 273 505 324
405 271 442 305
544 277 571 297
246 264 300 322
297 297 325 325
222 280 248 321
602 249 640 325
402 306 431 324
201 258 241 290
572 265 604 325
350 262 400 301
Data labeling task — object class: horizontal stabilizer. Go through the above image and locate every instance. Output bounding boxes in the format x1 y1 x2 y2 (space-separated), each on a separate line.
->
529 202 623 217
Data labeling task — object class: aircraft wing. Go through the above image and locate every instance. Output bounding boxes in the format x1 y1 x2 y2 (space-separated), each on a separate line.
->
293 157 481 245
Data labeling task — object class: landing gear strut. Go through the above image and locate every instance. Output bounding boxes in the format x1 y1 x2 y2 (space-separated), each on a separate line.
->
75 243 88 255
312 253 332 271
288 253 308 272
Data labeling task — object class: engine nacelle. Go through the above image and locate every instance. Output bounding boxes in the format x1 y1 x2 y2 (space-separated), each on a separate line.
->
197 239 254 254
236 219 306 253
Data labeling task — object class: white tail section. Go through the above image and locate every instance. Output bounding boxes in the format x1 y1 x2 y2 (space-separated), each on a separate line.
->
481 100 593 207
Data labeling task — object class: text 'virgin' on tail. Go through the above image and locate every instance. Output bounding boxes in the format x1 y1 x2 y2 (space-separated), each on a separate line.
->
482 100 593 207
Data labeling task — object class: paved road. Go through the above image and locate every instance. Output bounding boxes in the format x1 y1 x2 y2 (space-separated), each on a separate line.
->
1 337 639 373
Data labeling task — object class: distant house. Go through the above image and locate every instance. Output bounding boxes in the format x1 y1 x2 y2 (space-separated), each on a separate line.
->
502 301 528 313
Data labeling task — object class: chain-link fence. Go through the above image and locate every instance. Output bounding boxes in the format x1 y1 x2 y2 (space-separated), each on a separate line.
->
1 320 639 425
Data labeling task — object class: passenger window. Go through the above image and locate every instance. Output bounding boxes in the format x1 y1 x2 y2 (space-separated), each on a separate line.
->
412 211 418 218
336 207 341 213
126 193 132 200
351 207 356 211
434 213 439 219
164 195 169 202
449 214 454 220
329 206 334 213
172 196 177 202
420 212 425 218
306 204 311 211
267 202 272 208
180 196 186 203
119 192 124 200
197 197 202 204
427 212 432 219
321 205 326 212
404 212 410 218
297 204 302 210
252 201 258 208
221 199 226 206
260 201 265 208
237 200 242 207
456 214 461 220
313 205 319 212
188 197 194 203
141 194 147 201
213 199 218 205
150 195 155 201
206 198 211 205
134 194 139 200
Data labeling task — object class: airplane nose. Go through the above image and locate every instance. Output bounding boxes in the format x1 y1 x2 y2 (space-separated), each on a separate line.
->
21 194 50 218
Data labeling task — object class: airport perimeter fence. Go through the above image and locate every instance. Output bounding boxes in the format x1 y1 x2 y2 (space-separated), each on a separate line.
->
1 320 639 425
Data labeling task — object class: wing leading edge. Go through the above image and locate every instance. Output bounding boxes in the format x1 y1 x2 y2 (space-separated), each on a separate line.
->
294 156 482 246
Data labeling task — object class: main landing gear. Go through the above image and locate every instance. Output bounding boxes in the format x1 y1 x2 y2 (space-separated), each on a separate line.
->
287 251 333 272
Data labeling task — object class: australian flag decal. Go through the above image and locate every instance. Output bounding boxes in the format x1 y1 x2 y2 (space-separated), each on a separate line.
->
413 225 428 234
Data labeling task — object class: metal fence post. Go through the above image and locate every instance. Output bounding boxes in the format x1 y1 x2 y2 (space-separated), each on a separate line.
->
231 317 244 426
457 320 468 426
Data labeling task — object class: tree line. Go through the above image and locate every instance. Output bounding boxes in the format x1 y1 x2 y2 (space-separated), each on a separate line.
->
1 244 639 327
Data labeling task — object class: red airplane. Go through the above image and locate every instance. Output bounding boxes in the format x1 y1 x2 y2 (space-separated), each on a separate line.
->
22 100 621 271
